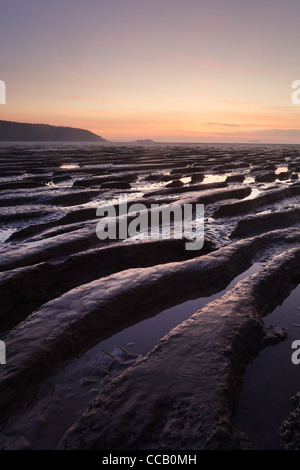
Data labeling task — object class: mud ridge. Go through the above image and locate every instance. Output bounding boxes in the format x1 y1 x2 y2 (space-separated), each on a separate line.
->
58 247 300 450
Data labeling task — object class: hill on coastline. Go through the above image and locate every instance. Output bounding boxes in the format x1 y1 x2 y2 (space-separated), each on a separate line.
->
0 120 106 142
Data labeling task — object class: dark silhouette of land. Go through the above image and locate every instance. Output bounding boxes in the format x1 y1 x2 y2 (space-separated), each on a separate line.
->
0 120 106 142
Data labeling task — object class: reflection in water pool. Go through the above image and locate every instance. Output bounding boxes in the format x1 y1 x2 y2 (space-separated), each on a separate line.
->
275 166 289 174
0 228 16 244
28 262 264 449
243 188 261 201
203 174 227 184
234 283 300 449
180 176 192 184
244 176 255 184
59 164 80 169
95 263 263 356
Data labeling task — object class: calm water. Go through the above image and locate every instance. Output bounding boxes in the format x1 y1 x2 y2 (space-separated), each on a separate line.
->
234 283 300 449
30 262 263 450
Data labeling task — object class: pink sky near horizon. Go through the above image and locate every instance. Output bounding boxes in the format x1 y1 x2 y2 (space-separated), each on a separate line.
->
1 0 300 143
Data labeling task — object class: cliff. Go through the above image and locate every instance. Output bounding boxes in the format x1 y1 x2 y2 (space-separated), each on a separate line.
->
0 120 106 142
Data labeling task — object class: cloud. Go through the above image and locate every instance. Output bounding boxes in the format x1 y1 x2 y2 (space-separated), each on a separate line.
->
206 128 300 139
206 122 240 127
95 37 113 46
257 128 300 137
67 95 84 100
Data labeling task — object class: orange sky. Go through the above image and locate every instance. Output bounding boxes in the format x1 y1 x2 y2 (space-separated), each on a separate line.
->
1 0 300 143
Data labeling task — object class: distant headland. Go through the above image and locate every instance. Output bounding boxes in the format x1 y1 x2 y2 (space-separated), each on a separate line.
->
0 120 107 142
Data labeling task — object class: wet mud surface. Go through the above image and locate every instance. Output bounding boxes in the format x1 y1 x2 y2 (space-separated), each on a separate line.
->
0 142 300 449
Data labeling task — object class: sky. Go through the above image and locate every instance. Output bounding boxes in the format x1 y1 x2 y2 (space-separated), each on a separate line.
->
0 0 300 143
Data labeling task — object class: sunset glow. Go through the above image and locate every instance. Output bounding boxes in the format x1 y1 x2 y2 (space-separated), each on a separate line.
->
1 0 300 142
